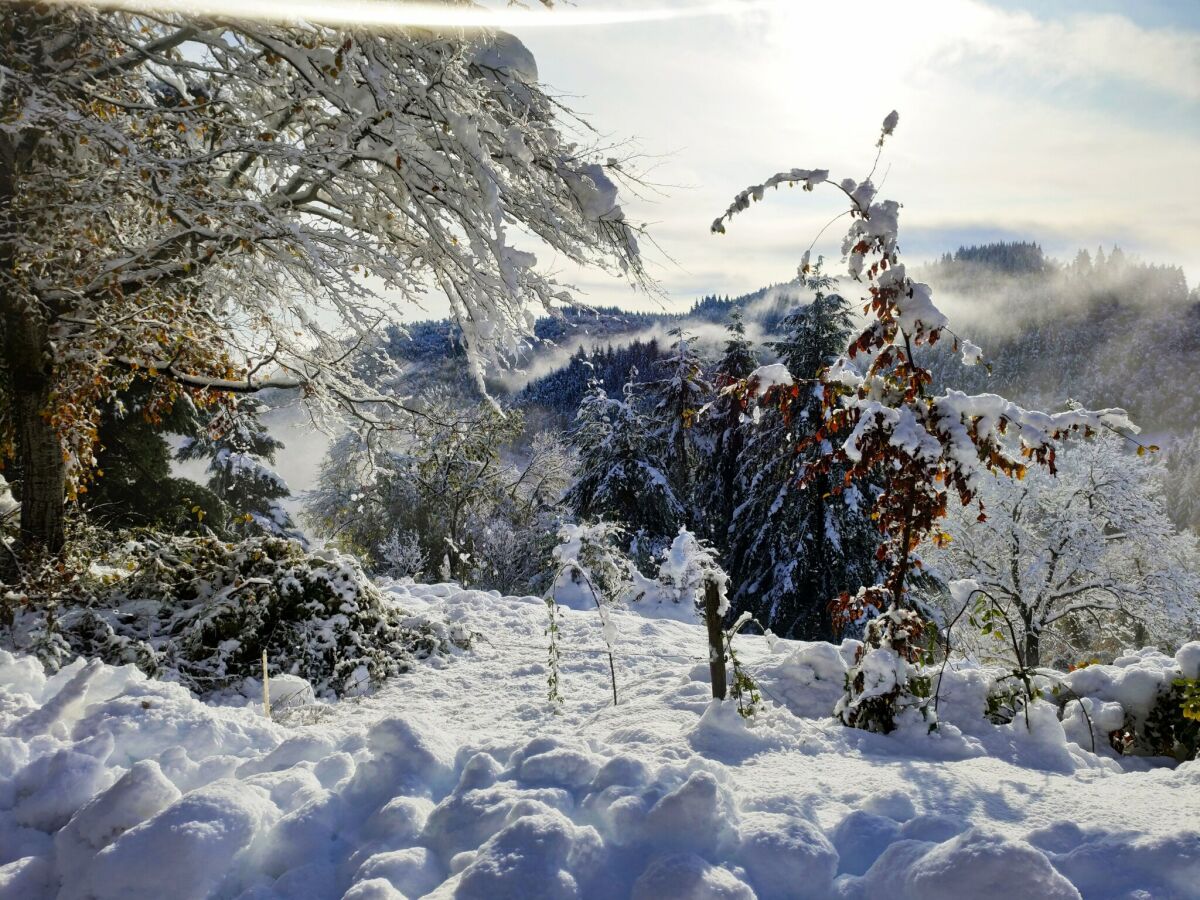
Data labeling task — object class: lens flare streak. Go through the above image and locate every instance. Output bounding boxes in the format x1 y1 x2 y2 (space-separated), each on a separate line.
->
41 0 781 30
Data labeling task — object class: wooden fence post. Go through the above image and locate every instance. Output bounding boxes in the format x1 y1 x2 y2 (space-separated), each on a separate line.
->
703 578 727 700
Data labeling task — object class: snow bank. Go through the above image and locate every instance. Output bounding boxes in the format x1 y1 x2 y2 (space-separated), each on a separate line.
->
2 589 1197 900
838 827 1083 899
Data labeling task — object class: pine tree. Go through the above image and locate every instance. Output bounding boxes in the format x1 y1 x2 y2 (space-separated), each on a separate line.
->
82 382 225 534
728 275 880 639
178 400 300 540
565 375 684 554
1166 427 1200 533
695 311 758 549
650 330 712 510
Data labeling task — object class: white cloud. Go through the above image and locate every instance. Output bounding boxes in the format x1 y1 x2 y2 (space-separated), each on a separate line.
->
510 0 1200 311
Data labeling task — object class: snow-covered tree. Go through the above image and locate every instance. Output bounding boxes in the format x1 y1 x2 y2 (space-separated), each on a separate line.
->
81 381 226 533
713 111 1134 731
177 399 300 540
694 311 758 547
307 401 570 591
927 435 1200 667
0 4 646 556
650 330 711 507
1166 428 1200 533
565 376 684 555
726 278 879 639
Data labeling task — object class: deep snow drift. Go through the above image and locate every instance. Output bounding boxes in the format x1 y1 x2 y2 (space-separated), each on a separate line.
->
2 583 1198 899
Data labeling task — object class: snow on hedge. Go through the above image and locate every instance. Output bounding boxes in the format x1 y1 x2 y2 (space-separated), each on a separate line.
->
4 536 461 700
1 586 1197 899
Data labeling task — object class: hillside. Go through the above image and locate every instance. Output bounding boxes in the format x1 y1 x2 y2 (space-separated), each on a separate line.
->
364 243 1198 438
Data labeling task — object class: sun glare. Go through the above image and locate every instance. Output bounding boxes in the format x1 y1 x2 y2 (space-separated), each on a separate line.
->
47 0 784 29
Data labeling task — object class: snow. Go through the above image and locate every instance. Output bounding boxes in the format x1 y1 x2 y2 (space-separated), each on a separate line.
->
745 364 793 396
2 586 1198 899
658 529 730 617
960 338 984 367
564 163 621 221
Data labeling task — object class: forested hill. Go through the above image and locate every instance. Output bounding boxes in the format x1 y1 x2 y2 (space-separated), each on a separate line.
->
372 241 1197 436
367 283 797 410
919 243 1199 432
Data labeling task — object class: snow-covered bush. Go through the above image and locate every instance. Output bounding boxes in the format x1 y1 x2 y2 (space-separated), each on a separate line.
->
549 521 654 613
377 527 428 580
925 434 1200 666
836 608 934 733
2 535 461 698
658 528 729 616
1060 644 1200 760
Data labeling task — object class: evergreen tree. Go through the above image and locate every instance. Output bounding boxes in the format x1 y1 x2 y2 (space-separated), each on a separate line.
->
728 275 880 639
178 399 300 540
695 310 758 548
650 330 712 509
1166 427 1200 533
81 383 225 534
769 272 854 382
565 375 684 554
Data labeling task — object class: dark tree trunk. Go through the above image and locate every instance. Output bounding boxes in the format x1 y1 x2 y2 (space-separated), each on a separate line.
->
3 310 65 557
0 121 64 560
1023 628 1040 669
704 578 728 700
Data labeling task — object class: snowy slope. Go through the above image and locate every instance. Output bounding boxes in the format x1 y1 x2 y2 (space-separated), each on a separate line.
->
2 583 1198 900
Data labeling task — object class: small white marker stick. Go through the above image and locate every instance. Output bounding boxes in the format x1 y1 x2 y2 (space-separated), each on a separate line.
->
262 650 271 719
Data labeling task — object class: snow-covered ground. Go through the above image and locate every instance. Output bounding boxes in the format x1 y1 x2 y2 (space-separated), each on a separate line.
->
2 583 1198 899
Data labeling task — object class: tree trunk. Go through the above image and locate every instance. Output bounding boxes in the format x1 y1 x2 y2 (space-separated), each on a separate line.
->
5 315 65 557
703 578 727 700
0 126 64 559
1023 628 1040 669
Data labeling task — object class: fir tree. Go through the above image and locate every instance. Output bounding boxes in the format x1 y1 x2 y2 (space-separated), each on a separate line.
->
728 274 880 639
82 382 225 534
178 399 300 540
565 375 684 554
1166 427 1200 533
650 330 712 509
695 310 758 549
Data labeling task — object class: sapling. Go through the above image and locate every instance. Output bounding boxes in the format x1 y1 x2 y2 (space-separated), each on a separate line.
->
546 521 654 706
713 111 1134 732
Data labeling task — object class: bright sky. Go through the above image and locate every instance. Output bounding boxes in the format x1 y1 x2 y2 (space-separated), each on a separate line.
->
499 0 1200 314
86 0 1200 317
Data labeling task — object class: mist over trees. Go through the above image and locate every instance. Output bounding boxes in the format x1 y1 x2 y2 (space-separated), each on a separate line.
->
921 242 1198 429
284 229 1200 656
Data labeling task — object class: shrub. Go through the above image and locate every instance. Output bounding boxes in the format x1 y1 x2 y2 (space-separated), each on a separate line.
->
1133 678 1200 761
3 533 464 698
836 608 935 734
